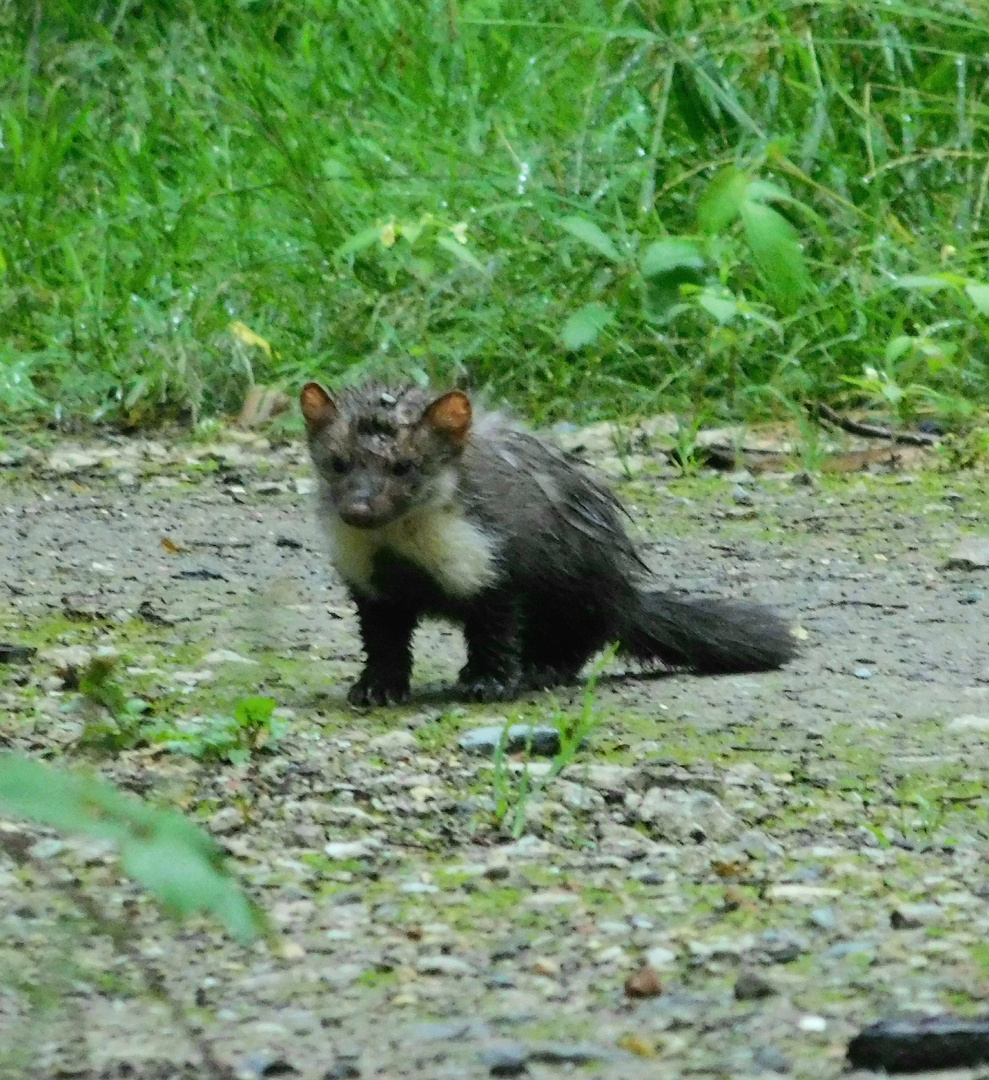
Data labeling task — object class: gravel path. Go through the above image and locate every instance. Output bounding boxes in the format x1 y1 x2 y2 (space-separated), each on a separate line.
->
1 433 988 1079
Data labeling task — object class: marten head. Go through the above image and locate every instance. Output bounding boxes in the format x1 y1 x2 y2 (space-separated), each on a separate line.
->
300 382 472 529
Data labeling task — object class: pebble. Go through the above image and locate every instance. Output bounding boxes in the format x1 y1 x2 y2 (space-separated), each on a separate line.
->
624 964 663 998
630 788 737 842
368 730 418 757
415 955 476 976
321 1059 361 1079
752 1045 790 1073
734 970 776 1000
479 1043 529 1077
945 538 989 570
324 839 379 860
459 724 564 757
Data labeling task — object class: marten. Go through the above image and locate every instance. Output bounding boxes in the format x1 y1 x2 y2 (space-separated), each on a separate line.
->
300 381 797 705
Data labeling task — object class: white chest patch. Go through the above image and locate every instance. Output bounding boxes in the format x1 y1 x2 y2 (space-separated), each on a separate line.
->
325 502 499 600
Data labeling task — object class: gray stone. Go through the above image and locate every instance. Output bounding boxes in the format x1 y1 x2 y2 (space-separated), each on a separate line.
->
631 788 737 842
459 724 563 757
479 1042 529 1076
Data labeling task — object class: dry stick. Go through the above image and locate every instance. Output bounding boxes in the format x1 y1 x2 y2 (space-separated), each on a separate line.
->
807 402 940 447
0 830 239 1080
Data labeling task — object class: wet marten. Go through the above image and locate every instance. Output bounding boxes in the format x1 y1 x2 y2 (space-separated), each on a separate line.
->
300 381 797 705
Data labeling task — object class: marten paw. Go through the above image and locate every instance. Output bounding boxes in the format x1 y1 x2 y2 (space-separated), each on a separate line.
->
455 674 521 703
521 666 579 691
348 671 410 707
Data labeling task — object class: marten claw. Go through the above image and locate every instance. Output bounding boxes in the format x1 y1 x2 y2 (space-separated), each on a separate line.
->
455 675 520 703
347 674 410 707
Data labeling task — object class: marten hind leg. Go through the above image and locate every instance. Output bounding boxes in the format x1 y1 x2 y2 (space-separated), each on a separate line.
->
520 600 610 691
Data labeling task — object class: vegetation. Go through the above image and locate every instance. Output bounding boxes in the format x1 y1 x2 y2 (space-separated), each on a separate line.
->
1 0 988 428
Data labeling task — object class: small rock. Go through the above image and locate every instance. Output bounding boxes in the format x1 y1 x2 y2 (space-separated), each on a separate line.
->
416 955 476 977
752 1045 789 1073
368 730 418 757
0 643 36 665
756 929 808 964
324 839 379 860
631 788 737 842
847 1015 989 1071
732 484 754 506
321 1058 361 1080
798 1015 828 1033
890 903 944 929
766 883 842 903
945 538 989 570
645 946 678 969
459 724 564 757
624 964 663 999
853 667 872 679
528 1043 610 1065
734 970 776 1000
208 807 244 834
203 649 260 665
240 1054 300 1078
808 906 837 931
480 1043 529 1077
531 956 559 976
947 715 989 733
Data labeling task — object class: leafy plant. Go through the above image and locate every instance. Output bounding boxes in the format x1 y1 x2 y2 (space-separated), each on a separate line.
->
0 753 262 1079
0 754 262 941
490 647 613 839
2 2 989 427
158 695 284 765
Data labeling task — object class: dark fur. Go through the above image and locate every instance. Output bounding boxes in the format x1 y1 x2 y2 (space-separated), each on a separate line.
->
302 382 798 705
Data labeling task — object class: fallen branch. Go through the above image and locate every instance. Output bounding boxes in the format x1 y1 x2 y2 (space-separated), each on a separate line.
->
807 403 940 447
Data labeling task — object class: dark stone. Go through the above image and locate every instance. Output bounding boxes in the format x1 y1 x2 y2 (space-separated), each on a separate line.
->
479 1043 529 1076
734 970 776 1001
847 1015 989 1072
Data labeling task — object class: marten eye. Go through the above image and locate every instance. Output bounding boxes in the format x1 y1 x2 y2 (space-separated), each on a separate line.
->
391 459 414 477
330 455 351 474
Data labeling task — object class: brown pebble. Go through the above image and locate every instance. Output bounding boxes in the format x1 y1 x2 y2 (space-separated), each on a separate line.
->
624 964 663 999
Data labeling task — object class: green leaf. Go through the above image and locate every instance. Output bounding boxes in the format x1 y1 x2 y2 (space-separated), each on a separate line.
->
894 275 953 293
0 754 261 943
964 283 989 315
120 820 261 944
696 166 750 234
640 238 705 278
739 201 812 312
745 178 790 205
435 233 489 274
557 216 620 262
561 302 614 350
334 224 385 260
698 292 739 324
233 696 277 729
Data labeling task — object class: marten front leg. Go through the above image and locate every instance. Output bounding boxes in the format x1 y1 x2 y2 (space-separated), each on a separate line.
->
348 593 419 706
456 591 523 702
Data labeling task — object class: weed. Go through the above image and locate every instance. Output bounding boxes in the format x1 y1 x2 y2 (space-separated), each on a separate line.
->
157 695 284 765
1 4 989 427
490 646 614 839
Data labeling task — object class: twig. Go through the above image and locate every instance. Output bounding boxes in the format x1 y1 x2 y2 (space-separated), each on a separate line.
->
807 403 940 447
0 829 238 1080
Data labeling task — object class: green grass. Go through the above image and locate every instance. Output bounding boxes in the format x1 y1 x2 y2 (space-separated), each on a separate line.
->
1 1 989 428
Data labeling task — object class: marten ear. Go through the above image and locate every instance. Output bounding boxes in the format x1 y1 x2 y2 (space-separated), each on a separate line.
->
421 390 472 445
300 382 337 430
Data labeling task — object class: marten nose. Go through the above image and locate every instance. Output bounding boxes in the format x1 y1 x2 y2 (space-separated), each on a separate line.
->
339 502 379 528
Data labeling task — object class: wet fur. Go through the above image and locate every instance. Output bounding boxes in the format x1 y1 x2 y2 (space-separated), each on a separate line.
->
302 381 798 705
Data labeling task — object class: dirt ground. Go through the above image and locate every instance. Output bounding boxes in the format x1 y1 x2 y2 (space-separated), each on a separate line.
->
1 427 989 1080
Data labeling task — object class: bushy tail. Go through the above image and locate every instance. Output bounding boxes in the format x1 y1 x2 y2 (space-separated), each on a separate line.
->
619 591 798 674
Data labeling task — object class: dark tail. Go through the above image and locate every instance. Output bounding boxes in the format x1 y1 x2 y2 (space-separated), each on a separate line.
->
619 591 798 674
